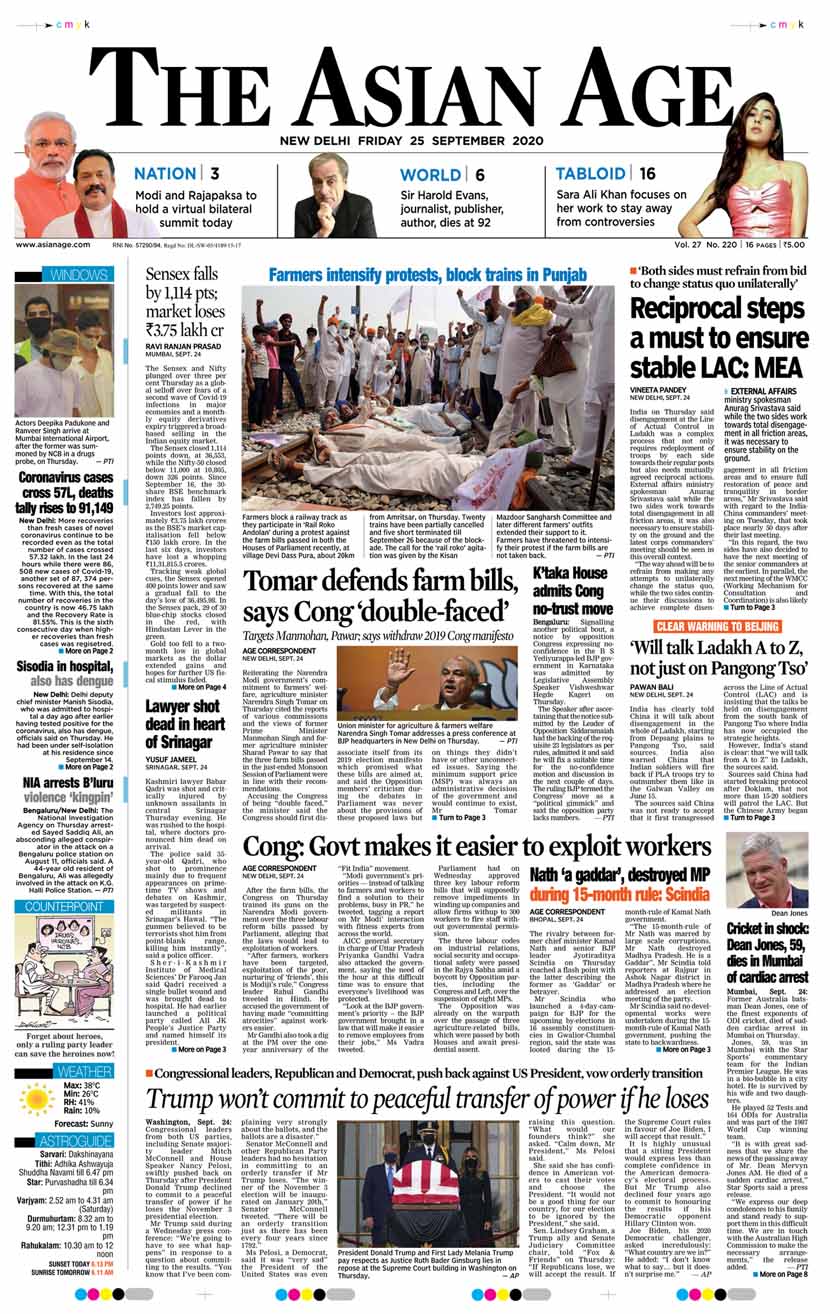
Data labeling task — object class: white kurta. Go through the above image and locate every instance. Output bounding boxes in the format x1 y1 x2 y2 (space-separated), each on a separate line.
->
539 335 591 449
554 288 615 466
338 335 354 392
357 338 376 387
459 343 472 388
302 341 319 401
319 422 462 455
395 403 471 437
371 341 391 395
409 347 433 402
41 204 160 238
443 345 462 388
316 313 342 379
357 336 381 386
303 449 483 498
556 287 614 393
494 306 556 398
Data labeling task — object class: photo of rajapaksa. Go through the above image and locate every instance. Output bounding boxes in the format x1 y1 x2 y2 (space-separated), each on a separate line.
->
15 112 159 239
726 832 809 909
14 280 114 418
338 1120 519 1249
242 282 614 512
337 645 518 721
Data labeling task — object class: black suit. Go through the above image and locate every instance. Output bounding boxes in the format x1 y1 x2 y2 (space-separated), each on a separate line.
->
294 191 377 239
361 1161 397 1245
740 884 808 908
402 1142 453 1168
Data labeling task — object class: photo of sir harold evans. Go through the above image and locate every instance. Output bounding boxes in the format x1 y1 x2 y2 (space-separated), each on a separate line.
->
294 152 377 239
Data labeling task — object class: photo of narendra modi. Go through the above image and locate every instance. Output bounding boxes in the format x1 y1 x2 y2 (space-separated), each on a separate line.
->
15 113 159 239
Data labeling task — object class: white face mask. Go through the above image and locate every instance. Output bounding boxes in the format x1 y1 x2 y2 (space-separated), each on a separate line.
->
79 334 99 351
51 355 73 372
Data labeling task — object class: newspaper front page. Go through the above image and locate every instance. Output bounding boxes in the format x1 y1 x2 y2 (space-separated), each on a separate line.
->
5 3 831 1311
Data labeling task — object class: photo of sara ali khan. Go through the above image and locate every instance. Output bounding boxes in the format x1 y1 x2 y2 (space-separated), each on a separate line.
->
678 92 808 239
